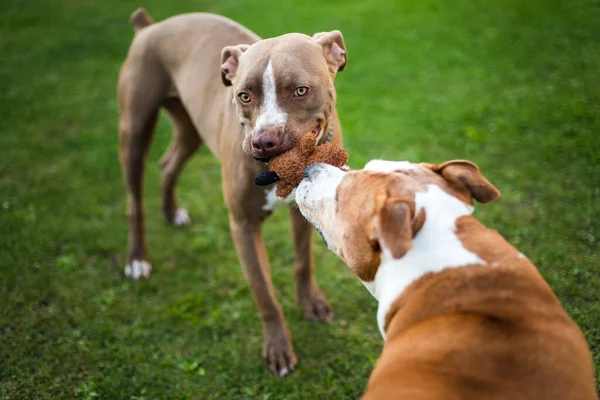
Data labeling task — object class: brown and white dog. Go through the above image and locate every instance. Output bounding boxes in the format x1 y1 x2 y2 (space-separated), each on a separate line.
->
118 9 347 376
297 160 597 399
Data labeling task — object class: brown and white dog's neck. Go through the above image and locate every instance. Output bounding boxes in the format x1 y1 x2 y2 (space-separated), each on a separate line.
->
380 215 535 336
363 184 494 338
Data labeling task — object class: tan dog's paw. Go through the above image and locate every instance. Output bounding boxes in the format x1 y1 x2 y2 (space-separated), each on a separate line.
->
172 208 191 226
299 287 333 323
262 331 297 377
125 260 152 279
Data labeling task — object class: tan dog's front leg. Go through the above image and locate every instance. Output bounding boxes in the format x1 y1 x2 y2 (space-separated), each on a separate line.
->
289 208 333 322
229 216 297 377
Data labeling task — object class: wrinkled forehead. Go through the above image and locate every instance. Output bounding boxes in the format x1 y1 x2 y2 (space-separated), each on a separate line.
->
237 35 327 84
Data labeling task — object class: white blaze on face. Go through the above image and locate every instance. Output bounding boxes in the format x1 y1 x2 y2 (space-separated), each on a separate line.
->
255 60 288 133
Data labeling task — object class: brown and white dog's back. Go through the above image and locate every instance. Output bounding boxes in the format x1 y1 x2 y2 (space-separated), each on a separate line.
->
297 160 597 399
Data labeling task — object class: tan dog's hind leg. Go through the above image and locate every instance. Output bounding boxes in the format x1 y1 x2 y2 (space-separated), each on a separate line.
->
118 60 167 279
160 98 202 226
289 208 333 322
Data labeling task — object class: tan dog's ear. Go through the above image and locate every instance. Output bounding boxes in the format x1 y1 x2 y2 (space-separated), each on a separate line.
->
220 44 250 86
431 160 500 203
312 30 347 72
378 197 413 259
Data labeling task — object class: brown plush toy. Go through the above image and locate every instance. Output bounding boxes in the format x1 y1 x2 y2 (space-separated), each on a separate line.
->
254 133 348 197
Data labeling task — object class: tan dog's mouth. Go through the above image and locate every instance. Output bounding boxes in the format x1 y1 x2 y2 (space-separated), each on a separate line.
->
311 122 322 136
254 156 271 164
256 122 323 165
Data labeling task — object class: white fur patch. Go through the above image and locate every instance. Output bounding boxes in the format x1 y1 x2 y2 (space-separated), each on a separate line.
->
262 186 296 212
296 165 349 257
365 184 484 338
255 60 287 132
364 160 418 173
173 208 191 226
125 260 152 279
297 165 345 205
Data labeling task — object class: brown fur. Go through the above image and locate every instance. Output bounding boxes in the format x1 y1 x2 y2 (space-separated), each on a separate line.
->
117 9 346 376
223 31 345 157
265 132 348 197
297 160 597 398
323 161 499 282
366 234 596 399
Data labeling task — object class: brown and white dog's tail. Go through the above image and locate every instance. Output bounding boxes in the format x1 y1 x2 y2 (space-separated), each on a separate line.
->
130 8 154 33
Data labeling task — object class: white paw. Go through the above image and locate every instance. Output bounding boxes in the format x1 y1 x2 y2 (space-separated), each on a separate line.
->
173 208 191 226
125 260 152 279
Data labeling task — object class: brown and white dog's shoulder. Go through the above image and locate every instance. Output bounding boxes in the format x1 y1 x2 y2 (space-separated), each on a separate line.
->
297 159 597 399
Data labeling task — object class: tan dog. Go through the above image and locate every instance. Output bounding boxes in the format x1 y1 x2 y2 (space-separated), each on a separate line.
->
297 160 597 399
118 9 347 376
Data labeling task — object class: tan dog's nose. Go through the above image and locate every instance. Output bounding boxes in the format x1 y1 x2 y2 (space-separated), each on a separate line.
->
251 130 285 159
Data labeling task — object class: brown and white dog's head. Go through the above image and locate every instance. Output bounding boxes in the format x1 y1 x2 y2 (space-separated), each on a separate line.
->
220 31 347 160
296 159 500 288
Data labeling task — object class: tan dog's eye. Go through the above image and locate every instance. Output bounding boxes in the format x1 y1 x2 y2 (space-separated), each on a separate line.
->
238 92 251 103
294 86 309 97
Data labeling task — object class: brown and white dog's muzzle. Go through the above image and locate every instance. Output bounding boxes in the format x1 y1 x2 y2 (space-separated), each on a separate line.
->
297 163 347 251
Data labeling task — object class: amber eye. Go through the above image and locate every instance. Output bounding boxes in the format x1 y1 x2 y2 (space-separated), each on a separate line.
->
238 92 251 103
294 86 309 97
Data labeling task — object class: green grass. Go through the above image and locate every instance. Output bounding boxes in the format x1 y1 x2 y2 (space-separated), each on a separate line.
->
1 0 599 398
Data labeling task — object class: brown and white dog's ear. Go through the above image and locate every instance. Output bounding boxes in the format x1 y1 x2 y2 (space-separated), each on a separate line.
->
342 217 381 282
312 30 347 72
431 160 500 203
220 44 250 86
378 197 414 259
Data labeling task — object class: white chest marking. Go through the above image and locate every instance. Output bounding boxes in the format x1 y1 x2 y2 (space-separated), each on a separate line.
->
262 186 296 212
255 60 287 131
364 184 485 338
364 160 418 173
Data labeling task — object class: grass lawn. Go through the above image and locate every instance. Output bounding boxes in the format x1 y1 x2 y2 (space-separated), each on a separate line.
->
1 0 599 398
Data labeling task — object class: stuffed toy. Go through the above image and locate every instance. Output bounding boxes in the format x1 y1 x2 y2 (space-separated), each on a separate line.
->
254 132 348 198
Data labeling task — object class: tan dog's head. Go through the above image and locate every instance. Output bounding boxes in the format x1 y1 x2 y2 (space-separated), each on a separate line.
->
220 31 347 160
296 160 500 282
